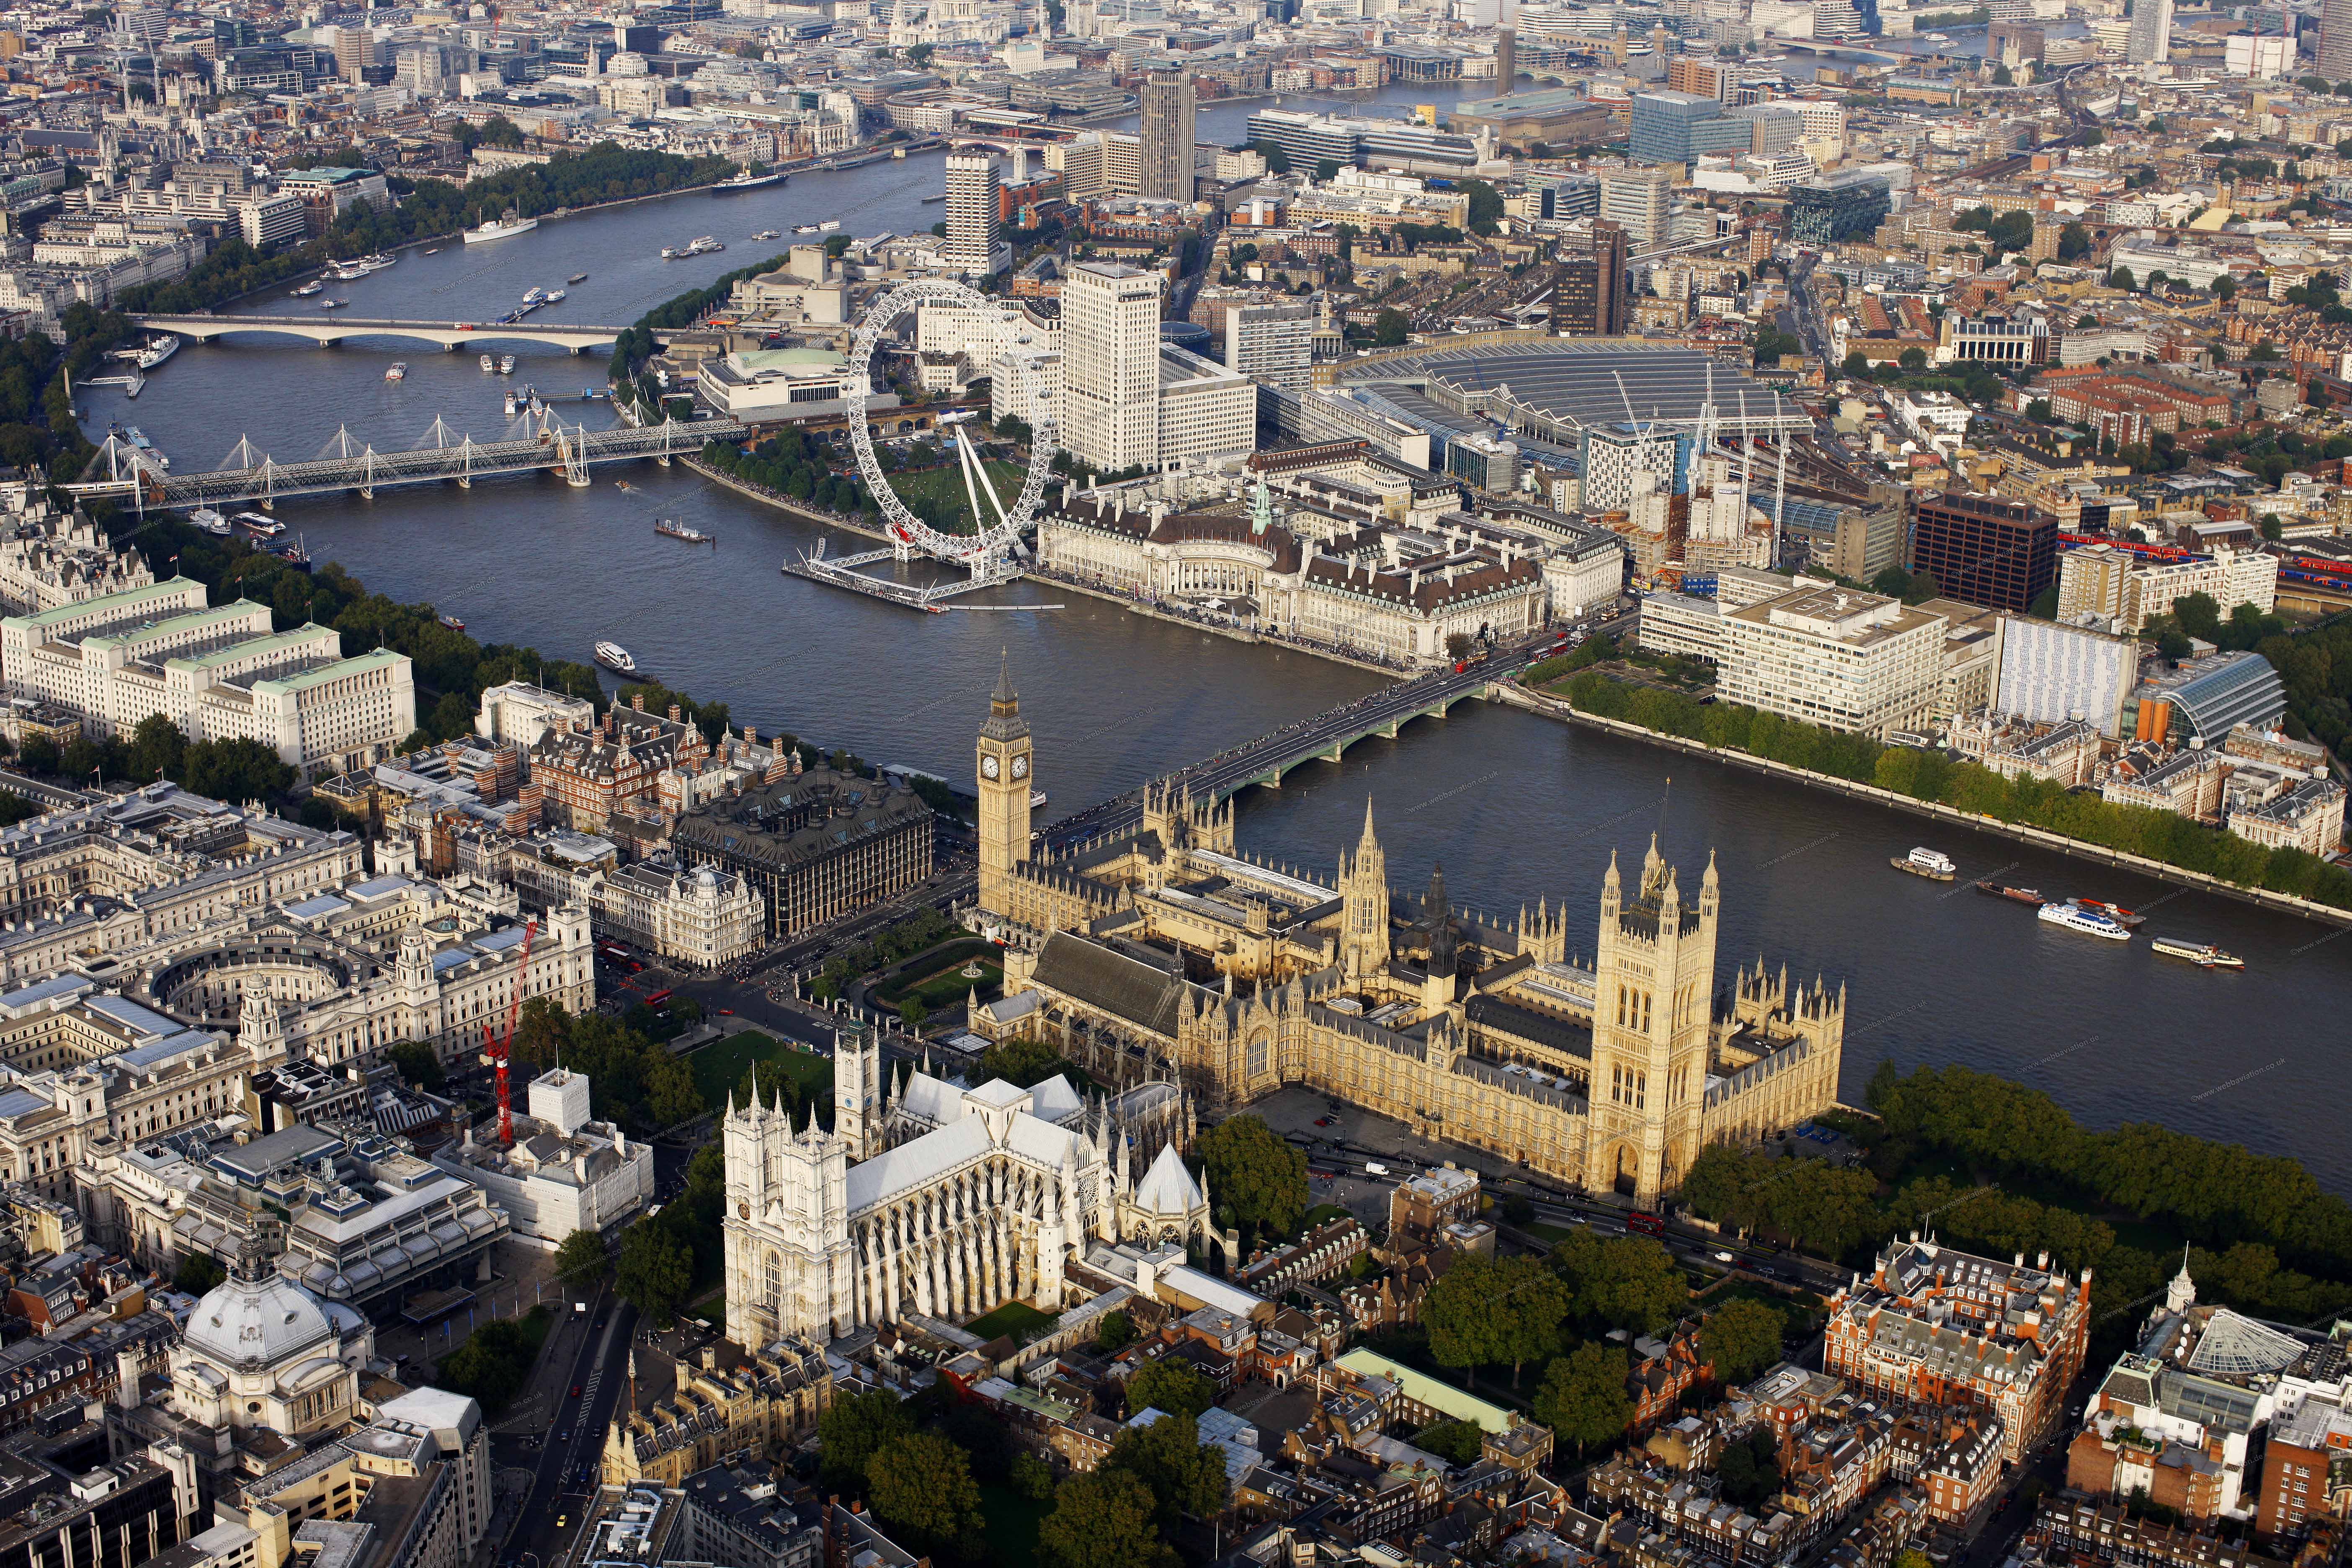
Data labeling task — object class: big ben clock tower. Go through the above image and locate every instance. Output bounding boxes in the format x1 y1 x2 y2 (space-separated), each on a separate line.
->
976 653 1033 919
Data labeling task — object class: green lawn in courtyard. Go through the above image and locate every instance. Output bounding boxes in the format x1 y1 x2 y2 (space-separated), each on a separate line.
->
977 1483 1049 1566
688 1031 833 1109
965 1300 1057 1344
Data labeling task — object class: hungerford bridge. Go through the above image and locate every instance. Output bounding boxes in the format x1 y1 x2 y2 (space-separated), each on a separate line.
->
61 407 745 510
124 313 650 353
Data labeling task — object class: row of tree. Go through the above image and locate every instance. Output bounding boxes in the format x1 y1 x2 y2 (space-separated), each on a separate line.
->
1553 670 2352 909
696 434 871 516
606 248 799 385
1412 1231 1787 1458
14 713 294 804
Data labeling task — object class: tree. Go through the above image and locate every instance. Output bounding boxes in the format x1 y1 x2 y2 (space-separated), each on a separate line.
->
897 997 927 1030
554 1228 609 1289
614 1218 690 1325
1248 138 1291 174
1532 1343 1633 1456
819 1387 915 1491
982 1035 1070 1088
1717 1426 1781 1506
2213 275 2239 301
1899 346 1929 373
1553 1230 1688 1334
1870 566 1914 600
1372 307 1410 347
2027 398 2053 423
126 714 185 783
2058 222 2091 262
1462 178 1504 235
2158 629 2194 662
1991 63 2013 85
2109 265 2135 291
1424 1253 1508 1381
1104 1413 1229 1527
1701 1299 1786 1384
2174 591 2222 642
868 1432 985 1556
1096 1310 1137 1352
1842 350 1871 378
1197 1114 1307 1246
1415 1419 1486 1464
1040 1468 1177 1568
1315 157 1343 182
174 1252 226 1294
1125 1357 1215 1419
388 1041 444 1093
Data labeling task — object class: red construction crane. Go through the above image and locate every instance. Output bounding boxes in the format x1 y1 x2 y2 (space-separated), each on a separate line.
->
483 917 537 1146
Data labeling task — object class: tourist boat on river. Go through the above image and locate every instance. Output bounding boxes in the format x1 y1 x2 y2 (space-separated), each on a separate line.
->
291 281 324 297
1891 846 1955 881
2151 936 2244 969
2038 902 2130 941
384 362 407 382
595 642 636 673
235 512 286 538
189 508 230 536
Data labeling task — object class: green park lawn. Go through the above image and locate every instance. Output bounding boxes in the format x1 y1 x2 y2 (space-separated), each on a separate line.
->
875 940 1002 1012
964 1300 1057 1344
884 459 1027 536
687 1031 833 1110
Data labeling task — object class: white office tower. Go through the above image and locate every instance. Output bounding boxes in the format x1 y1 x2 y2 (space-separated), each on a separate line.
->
2125 0 2172 63
942 153 1006 276
1062 261 1165 472
1598 168 1671 247
1226 300 1316 394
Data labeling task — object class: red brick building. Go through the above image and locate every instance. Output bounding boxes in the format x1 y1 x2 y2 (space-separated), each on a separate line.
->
1821 1238 2092 1464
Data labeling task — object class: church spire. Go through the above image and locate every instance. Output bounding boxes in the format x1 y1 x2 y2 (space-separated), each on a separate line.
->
991 648 1019 714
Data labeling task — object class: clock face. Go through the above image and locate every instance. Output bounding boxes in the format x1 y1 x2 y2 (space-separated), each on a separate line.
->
1011 755 1029 779
982 755 1000 779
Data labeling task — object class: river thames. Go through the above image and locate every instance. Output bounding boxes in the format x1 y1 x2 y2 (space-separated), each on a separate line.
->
84 85 2352 1189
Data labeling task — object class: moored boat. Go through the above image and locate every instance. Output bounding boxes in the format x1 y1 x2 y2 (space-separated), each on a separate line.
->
189 508 229 536
1891 846 1956 882
464 212 538 244
2151 936 2244 968
480 353 495 371
595 641 636 673
655 519 715 544
438 613 466 632
234 511 286 538
2039 901 2130 941
1973 881 2043 905
2071 897 2146 928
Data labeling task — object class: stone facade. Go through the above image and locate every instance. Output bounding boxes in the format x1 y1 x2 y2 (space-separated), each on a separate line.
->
973 671 1844 1208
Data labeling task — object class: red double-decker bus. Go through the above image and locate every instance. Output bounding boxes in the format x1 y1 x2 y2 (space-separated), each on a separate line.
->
1627 1211 1666 1237
642 988 673 1009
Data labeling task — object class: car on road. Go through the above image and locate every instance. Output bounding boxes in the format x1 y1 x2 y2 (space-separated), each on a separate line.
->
1314 1116 1335 1127
570 1385 580 1397
1713 1250 1736 1263
719 1008 734 1015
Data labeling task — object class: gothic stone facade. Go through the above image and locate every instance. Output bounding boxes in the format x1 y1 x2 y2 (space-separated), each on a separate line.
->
720 1020 1205 1350
973 668 1845 1208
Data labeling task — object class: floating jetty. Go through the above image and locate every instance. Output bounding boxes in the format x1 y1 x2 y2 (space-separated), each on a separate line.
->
781 541 1016 613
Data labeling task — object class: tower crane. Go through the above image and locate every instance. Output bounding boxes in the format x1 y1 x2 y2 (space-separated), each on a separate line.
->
482 917 537 1146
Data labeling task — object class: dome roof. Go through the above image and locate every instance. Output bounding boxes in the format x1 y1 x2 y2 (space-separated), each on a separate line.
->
186 1271 336 1371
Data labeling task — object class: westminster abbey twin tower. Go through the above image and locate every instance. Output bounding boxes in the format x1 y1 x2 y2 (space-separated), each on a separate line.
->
973 663 1849 1208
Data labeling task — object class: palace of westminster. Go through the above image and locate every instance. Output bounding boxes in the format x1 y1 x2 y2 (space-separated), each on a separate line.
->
713 665 1848 1348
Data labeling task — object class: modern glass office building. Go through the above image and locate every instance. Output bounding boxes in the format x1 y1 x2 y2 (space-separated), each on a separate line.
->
1787 168 1894 245
1628 90 1755 165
